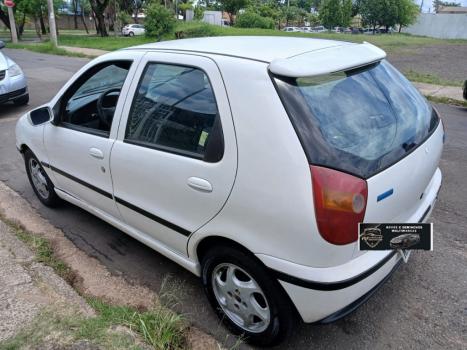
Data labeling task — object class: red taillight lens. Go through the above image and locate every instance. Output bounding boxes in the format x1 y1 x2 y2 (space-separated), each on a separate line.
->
311 165 368 245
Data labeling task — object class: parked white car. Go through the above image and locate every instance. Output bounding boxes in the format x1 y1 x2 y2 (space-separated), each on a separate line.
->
122 24 145 36
15 37 444 346
283 26 302 32
0 40 29 106
313 25 327 32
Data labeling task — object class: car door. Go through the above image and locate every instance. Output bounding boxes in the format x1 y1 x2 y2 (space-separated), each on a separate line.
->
111 52 237 255
44 57 138 218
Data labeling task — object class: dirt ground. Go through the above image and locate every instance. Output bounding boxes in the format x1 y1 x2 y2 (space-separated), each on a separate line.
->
388 44 467 84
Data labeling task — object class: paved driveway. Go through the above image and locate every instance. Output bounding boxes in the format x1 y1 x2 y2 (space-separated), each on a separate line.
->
0 49 465 349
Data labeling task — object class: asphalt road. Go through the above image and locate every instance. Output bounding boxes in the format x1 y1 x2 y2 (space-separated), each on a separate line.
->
0 49 466 349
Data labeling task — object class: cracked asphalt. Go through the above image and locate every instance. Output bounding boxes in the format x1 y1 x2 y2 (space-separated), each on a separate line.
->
0 49 466 349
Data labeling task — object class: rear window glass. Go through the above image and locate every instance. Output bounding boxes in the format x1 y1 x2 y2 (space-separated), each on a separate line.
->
273 60 439 178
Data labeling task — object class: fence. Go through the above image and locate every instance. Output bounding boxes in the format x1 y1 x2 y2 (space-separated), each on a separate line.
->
403 13 467 39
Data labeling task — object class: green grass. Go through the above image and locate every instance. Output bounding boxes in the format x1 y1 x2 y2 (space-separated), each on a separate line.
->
6 41 88 58
0 299 186 350
426 95 467 107
7 218 76 284
54 22 466 53
0 218 188 350
404 70 463 87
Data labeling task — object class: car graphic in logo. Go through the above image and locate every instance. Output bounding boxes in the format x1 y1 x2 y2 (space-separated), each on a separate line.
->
360 228 383 248
389 234 420 250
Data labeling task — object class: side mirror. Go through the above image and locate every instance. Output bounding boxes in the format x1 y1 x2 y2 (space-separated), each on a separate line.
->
0 41 4 49
29 107 53 126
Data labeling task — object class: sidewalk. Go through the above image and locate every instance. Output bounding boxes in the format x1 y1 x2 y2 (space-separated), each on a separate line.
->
412 82 465 102
0 219 94 344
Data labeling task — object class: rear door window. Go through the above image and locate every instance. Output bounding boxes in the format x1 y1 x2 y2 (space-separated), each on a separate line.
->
273 60 439 178
125 63 223 162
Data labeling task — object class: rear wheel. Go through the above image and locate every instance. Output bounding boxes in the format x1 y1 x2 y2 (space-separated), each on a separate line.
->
25 150 61 207
201 245 296 346
14 93 29 106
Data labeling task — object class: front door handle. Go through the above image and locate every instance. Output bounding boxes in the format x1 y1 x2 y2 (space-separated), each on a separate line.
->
187 177 212 192
89 147 104 160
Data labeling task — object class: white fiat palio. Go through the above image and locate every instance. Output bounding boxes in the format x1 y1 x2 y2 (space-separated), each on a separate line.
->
15 37 444 346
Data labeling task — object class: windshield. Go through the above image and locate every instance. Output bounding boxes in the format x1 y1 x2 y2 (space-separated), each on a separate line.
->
273 60 439 178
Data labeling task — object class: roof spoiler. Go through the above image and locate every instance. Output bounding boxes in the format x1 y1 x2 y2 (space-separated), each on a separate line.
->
269 42 386 78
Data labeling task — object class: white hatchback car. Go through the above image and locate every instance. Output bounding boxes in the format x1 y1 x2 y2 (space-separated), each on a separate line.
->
16 37 444 346
122 24 145 36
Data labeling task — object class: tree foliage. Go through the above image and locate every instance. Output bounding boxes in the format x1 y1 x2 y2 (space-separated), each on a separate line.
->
217 0 249 25
235 10 275 28
319 0 352 28
144 2 175 39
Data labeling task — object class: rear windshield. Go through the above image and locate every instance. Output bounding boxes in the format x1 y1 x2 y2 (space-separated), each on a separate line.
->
273 60 439 178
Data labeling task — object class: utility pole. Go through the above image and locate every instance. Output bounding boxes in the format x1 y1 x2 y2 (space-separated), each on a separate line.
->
4 0 18 43
46 0 58 47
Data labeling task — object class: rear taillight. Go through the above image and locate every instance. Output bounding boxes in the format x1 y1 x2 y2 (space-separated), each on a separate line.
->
311 165 368 245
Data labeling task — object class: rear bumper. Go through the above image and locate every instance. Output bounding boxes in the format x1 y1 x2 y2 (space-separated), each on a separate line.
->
271 251 402 323
257 168 442 323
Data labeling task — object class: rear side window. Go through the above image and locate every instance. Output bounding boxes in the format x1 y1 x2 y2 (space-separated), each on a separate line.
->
125 63 223 162
273 60 439 178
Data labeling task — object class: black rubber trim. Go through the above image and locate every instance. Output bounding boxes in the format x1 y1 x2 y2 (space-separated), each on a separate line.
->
42 161 191 237
45 163 113 199
270 251 397 291
419 205 431 223
316 257 403 324
115 196 191 237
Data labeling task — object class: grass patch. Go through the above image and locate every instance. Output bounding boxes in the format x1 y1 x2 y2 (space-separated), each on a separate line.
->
426 95 467 107
404 70 463 87
0 217 188 350
0 298 187 350
6 41 88 58
54 22 466 54
4 218 76 284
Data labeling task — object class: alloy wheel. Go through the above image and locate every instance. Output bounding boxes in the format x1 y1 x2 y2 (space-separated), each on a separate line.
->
211 263 271 333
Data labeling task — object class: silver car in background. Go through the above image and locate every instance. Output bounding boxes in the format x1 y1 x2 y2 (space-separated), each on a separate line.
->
0 41 29 106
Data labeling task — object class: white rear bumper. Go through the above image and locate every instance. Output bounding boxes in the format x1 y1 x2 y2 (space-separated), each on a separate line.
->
257 168 441 323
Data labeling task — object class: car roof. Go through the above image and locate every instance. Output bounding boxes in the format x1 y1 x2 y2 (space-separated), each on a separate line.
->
126 36 351 63
124 36 386 77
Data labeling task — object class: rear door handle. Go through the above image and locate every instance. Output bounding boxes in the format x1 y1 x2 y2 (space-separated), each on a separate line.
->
89 147 104 160
187 177 212 192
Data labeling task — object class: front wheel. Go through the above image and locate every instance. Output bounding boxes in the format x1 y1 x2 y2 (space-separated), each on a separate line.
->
201 246 296 346
129 31 134 37
25 150 61 207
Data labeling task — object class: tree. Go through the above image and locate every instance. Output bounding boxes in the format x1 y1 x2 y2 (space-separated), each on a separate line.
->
235 10 275 28
341 0 352 27
319 0 342 28
218 0 249 25
89 0 110 36
396 0 419 32
144 2 175 39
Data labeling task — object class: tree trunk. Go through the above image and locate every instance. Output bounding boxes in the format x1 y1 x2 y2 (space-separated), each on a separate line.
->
91 10 99 34
0 10 10 30
18 13 26 38
39 13 47 35
95 13 108 37
81 8 89 34
33 16 42 39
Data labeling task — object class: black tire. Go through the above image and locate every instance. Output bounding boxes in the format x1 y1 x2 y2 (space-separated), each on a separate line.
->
129 31 134 37
24 149 61 207
201 245 296 347
14 93 29 106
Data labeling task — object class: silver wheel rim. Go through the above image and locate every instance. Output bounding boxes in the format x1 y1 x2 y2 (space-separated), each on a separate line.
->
29 159 49 200
211 263 270 333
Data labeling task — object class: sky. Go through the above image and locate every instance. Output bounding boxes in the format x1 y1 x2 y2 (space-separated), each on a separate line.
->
414 0 467 13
